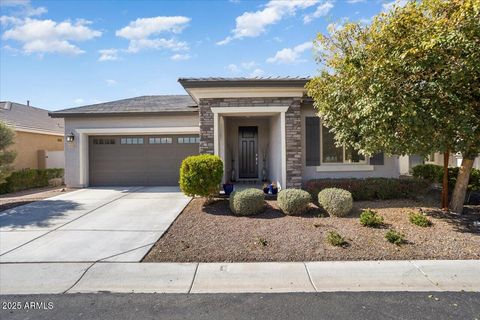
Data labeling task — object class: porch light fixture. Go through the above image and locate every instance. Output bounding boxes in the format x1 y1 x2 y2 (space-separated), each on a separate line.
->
66 132 75 142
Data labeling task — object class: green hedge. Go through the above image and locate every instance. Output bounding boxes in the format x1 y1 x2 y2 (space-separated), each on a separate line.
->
0 168 64 194
412 164 480 191
305 178 430 201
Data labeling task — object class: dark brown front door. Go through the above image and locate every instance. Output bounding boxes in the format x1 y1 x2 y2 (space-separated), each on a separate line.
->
238 126 258 179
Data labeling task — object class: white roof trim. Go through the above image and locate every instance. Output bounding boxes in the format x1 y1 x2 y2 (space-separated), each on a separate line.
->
75 126 200 135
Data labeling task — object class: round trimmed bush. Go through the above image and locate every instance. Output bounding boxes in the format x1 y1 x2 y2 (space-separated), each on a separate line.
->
229 188 265 216
277 188 311 215
179 154 223 199
318 188 353 217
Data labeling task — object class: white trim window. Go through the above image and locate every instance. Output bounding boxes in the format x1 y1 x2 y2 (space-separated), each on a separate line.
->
178 137 200 144
149 137 172 144
320 124 366 164
120 137 144 145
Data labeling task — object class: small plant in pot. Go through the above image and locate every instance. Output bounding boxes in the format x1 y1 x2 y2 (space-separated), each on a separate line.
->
269 182 278 195
222 181 234 196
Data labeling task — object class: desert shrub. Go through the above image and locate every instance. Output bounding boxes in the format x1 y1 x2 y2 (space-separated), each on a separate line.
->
408 212 432 227
229 188 265 216
179 154 223 200
385 230 406 245
318 188 353 217
0 168 64 194
360 209 384 228
326 230 347 247
412 164 480 192
305 178 429 201
277 188 311 215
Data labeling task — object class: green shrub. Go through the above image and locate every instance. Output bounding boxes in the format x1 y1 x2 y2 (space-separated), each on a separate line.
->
360 209 384 228
229 188 265 216
409 212 432 227
305 178 429 201
179 154 223 200
326 230 347 247
277 188 311 215
385 230 406 245
412 164 480 192
411 164 443 183
0 168 64 194
318 188 353 217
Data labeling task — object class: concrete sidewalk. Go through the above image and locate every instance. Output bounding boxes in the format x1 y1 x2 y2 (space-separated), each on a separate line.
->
1 260 478 295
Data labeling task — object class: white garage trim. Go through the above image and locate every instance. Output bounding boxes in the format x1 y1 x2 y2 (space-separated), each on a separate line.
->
75 126 199 187
76 127 199 135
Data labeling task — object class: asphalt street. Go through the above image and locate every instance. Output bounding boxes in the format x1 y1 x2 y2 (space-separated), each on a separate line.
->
1 292 479 320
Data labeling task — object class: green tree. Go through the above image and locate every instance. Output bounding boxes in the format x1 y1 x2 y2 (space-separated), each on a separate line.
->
0 122 17 184
307 0 480 213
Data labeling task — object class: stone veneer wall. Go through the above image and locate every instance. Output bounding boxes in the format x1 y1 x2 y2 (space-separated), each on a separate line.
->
198 97 303 188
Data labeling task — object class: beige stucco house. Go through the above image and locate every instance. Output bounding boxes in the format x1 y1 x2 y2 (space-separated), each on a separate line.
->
50 77 399 188
1 101 65 170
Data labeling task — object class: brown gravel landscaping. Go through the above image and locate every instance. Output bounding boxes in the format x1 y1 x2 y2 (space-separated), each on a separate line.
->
143 195 480 262
0 187 73 212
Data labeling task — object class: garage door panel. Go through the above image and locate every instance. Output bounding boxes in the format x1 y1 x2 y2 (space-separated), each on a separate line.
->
89 135 198 186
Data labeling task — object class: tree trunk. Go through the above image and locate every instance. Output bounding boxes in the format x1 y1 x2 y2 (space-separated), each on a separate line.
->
449 157 474 214
441 151 449 210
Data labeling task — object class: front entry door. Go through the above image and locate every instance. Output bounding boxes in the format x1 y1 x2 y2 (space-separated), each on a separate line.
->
238 126 258 179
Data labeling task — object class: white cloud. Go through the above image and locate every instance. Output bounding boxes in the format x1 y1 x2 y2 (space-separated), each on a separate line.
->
126 38 188 53
2 18 102 55
266 41 313 64
225 61 260 74
250 68 265 77
116 16 190 54
105 79 117 86
217 0 318 45
347 0 366 3
226 64 240 72
303 1 334 24
116 16 190 40
98 49 119 61
241 61 257 70
0 0 47 17
382 0 409 12
74 98 84 105
170 53 191 61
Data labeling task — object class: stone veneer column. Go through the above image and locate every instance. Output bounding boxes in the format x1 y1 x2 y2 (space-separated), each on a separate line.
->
198 97 303 188
199 99 214 154
285 98 303 188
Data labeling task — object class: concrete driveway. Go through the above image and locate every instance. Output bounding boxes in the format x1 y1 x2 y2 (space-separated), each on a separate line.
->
0 187 191 262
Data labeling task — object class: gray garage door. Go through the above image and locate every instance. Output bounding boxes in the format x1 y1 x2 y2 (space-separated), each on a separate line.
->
89 135 199 186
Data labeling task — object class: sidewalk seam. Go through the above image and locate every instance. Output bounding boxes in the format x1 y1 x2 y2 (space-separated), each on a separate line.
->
63 261 96 294
409 260 441 289
303 262 318 292
0 187 143 257
188 263 199 293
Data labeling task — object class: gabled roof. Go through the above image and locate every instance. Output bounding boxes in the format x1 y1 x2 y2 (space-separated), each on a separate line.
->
178 76 310 88
49 95 198 118
0 101 64 135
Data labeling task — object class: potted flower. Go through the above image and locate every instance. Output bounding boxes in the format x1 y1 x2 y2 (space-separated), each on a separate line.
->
263 183 270 194
223 181 234 196
268 182 278 195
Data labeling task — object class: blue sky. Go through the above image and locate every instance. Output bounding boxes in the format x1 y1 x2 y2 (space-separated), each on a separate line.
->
0 0 396 110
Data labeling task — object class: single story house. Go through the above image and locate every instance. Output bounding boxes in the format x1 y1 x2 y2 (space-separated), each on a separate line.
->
399 153 480 175
1 101 65 170
50 77 398 189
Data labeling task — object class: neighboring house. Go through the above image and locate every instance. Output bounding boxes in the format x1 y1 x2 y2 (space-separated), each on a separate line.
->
50 77 398 188
400 153 480 175
1 101 65 170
